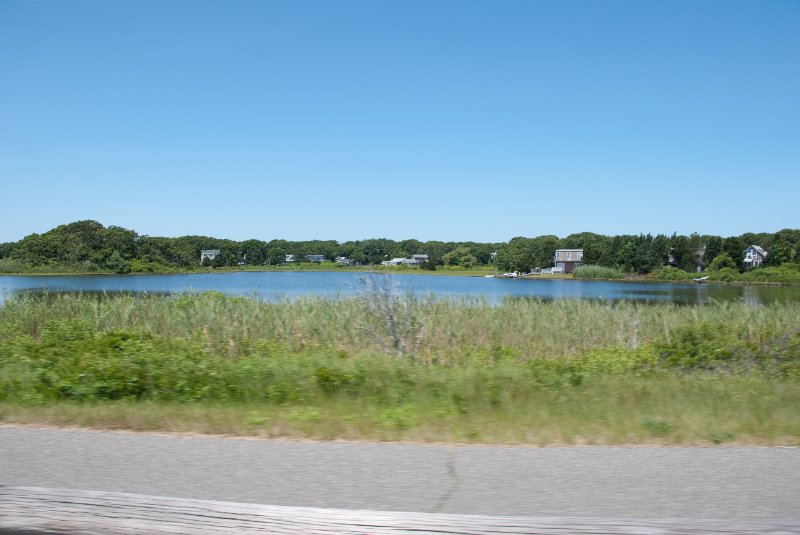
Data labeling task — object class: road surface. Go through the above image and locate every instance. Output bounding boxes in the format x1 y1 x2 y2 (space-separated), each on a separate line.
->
1 425 798 520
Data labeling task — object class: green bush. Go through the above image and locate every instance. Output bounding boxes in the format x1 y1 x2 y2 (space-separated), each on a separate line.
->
708 267 738 282
650 266 694 281
741 265 800 284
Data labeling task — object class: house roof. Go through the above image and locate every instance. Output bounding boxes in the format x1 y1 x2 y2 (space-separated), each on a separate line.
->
744 245 768 256
555 249 583 253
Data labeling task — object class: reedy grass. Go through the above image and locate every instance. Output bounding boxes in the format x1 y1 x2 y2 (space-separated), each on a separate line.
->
1 292 798 444
3 291 798 364
572 265 628 280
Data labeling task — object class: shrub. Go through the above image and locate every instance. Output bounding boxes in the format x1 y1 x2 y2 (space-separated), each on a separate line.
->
708 267 738 282
650 266 693 281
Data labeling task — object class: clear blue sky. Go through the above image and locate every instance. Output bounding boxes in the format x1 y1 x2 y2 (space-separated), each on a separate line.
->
1 0 798 243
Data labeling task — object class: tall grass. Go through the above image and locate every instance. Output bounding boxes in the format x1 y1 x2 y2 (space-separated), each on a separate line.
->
1 291 798 444
2 291 797 364
572 265 628 280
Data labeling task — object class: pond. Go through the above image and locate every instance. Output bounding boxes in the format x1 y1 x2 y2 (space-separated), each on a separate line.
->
2 271 799 306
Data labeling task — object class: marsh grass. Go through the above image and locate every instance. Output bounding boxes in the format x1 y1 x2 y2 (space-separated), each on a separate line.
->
1 292 798 444
572 265 628 280
4 291 798 363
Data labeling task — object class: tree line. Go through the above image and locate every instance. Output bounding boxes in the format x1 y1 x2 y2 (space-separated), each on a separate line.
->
0 220 798 275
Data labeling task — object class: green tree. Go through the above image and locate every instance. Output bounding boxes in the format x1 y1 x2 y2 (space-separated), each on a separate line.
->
106 250 132 274
240 239 267 265
765 240 795 267
266 246 286 265
707 252 736 272
442 246 477 268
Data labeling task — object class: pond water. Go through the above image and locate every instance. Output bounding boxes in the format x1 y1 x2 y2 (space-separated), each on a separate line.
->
1 271 799 306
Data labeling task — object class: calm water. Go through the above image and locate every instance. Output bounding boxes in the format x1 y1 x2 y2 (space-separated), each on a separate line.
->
1 272 799 306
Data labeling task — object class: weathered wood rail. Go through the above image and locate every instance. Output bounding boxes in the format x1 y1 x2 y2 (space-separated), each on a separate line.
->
1 486 798 534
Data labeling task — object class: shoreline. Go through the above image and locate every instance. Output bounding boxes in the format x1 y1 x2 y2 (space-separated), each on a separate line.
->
2 267 799 286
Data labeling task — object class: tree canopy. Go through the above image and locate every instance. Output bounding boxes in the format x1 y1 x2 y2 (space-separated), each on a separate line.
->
1 220 799 275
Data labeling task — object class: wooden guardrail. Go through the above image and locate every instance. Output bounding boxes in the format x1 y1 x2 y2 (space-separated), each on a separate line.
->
1 486 798 534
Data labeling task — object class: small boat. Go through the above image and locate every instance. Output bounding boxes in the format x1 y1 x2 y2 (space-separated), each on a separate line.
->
693 276 709 283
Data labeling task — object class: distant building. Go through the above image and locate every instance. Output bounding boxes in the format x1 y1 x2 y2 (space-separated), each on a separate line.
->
381 257 420 266
411 254 429 263
335 256 353 265
306 254 326 262
743 245 768 269
200 249 220 264
554 249 583 274
285 254 297 263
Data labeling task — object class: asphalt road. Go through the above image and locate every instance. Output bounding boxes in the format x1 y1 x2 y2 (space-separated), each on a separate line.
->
1 425 798 520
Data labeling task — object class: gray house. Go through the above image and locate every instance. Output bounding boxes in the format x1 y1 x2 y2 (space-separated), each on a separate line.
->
554 249 583 274
743 245 767 269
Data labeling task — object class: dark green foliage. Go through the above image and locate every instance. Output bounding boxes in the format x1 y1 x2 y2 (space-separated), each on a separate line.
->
707 252 737 272
3 221 800 277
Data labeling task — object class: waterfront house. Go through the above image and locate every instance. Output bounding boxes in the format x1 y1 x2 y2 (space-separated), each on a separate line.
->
200 249 220 264
307 254 326 263
382 257 419 266
411 254 429 263
285 254 296 263
743 245 768 269
335 256 353 266
554 249 583 273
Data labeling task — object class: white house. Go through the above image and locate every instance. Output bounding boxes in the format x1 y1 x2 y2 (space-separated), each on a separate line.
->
743 245 767 269
382 257 422 267
306 254 326 263
200 249 220 264
411 254 429 263
335 256 353 266
285 254 297 263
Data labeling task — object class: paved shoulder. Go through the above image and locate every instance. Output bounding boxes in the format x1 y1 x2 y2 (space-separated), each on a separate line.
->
1 426 798 520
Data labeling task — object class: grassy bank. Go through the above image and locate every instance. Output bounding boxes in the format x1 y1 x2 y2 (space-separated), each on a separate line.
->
650 264 800 284
0 260 495 277
1 292 798 444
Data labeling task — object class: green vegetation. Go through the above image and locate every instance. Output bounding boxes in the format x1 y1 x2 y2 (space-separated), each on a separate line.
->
1 292 798 444
572 265 627 280
649 264 800 284
2 221 800 283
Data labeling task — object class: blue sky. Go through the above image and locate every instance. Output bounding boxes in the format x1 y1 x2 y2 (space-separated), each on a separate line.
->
1 0 798 243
